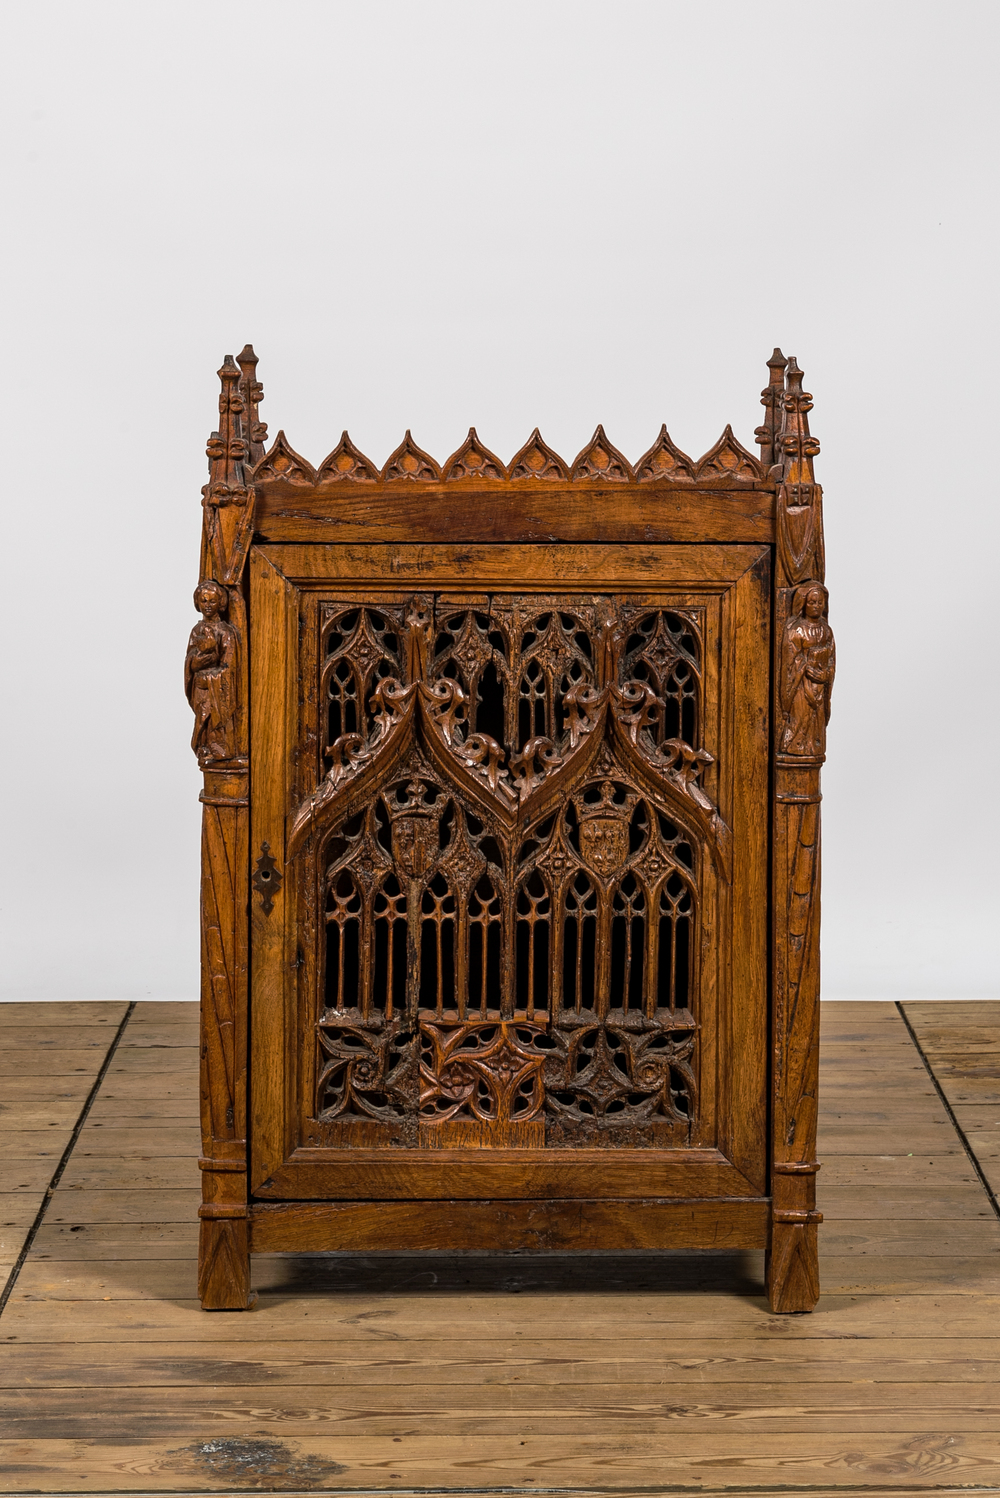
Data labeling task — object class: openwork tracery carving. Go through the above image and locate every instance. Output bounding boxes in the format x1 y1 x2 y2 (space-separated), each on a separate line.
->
304 589 720 1147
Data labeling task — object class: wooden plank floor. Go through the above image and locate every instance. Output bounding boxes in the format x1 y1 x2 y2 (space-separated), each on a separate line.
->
1 999 999 1496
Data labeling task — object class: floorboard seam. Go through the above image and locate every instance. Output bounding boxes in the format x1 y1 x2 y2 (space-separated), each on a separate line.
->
0 1001 136 1317
4 1487 998 1497
896 1001 1000 1221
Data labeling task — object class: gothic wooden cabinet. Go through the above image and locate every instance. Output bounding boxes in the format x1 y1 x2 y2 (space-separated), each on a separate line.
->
187 348 833 1314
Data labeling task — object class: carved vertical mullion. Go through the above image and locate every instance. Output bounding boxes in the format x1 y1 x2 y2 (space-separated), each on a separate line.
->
549 874 567 1020
435 892 446 1018
406 878 422 1025
767 350 831 1314
501 601 521 752
543 656 556 743
456 896 469 1021
596 882 613 1021
668 899 680 1012
360 868 375 1020
643 875 660 1019
501 874 516 1021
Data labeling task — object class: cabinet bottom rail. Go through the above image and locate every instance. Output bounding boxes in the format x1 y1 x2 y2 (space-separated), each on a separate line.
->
242 1196 771 1253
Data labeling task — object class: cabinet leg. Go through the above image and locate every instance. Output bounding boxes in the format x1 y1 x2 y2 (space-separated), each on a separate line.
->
766 1214 821 1313
197 1213 256 1310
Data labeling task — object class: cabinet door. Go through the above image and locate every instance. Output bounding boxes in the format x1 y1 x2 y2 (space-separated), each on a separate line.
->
249 543 769 1202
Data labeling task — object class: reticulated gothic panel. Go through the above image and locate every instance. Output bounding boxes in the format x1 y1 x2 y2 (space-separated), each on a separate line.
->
294 593 726 1149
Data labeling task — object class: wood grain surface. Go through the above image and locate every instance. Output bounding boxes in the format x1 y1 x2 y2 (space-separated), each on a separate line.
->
1 998 999 1494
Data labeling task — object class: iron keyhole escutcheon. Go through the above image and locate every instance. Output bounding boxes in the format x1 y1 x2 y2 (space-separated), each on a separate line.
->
252 841 282 915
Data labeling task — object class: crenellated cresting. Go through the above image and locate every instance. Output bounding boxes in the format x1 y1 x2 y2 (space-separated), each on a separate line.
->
247 417 769 491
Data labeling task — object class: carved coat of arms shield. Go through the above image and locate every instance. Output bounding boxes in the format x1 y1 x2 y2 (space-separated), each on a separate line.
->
391 814 439 877
579 817 629 878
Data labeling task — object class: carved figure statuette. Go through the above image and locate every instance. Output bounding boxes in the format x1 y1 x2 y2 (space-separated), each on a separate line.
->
779 582 835 758
184 580 238 765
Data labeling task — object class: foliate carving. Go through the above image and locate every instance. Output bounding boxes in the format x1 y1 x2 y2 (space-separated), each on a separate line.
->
382 431 440 482
185 580 238 764
510 736 563 798
252 430 318 486
779 583 835 758
633 426 696 483
508 429 570 481
288 678 416 857
455 733 513 802
571 426 632 482
317 432 379 484
443 428 507 481
419 1021 549 1124
543 1024 696 1144
317 1016 418 1130
694 425 764 483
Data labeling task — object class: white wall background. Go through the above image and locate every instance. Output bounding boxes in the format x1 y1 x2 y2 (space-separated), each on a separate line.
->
2 1 997 1001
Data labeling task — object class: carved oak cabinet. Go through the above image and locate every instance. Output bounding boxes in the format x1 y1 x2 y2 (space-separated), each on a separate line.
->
186 347 833 1313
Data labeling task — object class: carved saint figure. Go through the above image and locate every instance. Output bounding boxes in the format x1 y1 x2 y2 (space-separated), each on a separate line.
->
184 579 237 763
779 582 835 757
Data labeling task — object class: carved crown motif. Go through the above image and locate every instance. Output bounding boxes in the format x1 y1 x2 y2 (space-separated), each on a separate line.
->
386 778 440 824
573 779 639 827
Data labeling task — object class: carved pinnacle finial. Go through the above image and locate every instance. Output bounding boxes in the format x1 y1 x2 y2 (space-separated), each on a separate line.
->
779 357 817 480
774 354 825 585
237 343 266 466
755 347 788 469
200 350 255 585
